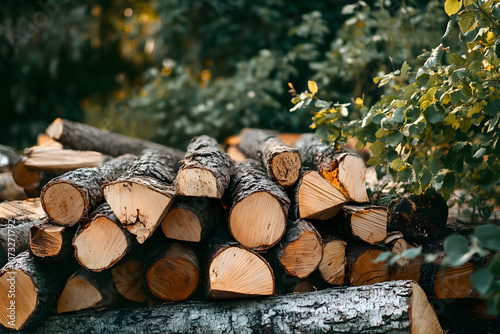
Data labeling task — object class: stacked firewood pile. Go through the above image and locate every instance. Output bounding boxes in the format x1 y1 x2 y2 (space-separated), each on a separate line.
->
0 118 492 333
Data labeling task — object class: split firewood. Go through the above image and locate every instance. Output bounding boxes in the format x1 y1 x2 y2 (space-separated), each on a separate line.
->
160 197 221 242
387 193 448 242
225 145 246 162
0 251 73 332
318 235 347 285
73 204 136 272
30 222 75 263
387 235 423 282
37 133 63 148
207 232 275 298
0 198 46 225
295 133 369 203
175 135 233 198
34 281 442 334
293 170 347 220
57 268 120 314
145 242 199 302
346 243 390 286
103 148 183 243
238 129 301 187
275 219 322 279
41 154 136 227
0 144 21 171
12 157 44 191
225 159 289 251
111 256 148 303
0 172 27 201
46 118 184 157
23 147 109 173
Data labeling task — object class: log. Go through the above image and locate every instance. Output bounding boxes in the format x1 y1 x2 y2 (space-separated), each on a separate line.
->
0 218 45 267
41 154 136 227
275 219 322 279
37 133 63 148
294 170 347 220
224 159 289 251
295 133 369 202
225 145 246 162
0 173 27 201
34 281 443 333
103 148 182 243
0 144 20 172
346 243 390 286
57 268 119 314
160 197 221 242
0 198 46 225
387 193 448 242
111 258 148 303
11 157 43 189
73 204 136 272
318 235 347 285
145 242 200 302
175 135 233 198
388 236 423 282
0 251 72 332
46 118 184 157
238 129 301 187
30 222 75 263
23 147 109 173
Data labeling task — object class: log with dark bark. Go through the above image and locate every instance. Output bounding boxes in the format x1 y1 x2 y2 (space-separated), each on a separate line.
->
293 170 347 220
145 242 200 302
225 159 289 251
41 154 136 227
0 173 27 201
295 133 369 202
73 204 136 272
346 243 390 286
57 268 119 314
103 148 182 244
318 235 347 285
0 198 46 225
46 118 185 157
387 193 448 242
0 218 45 267
238 129 301 187
160 197 221 242
175 135 233 198
30 222 75 263
34 280 442 334
23 147 109 173
275 219 322 279
0 251 73 332
0 144 21 171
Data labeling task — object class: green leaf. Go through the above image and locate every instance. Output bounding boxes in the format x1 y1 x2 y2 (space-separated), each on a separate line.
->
308 80 318 94
463 0 473 6
390 158 405 171
315 100 330 108
429 158 440 175
458 11 476 34
400 61 411 78
470 268 494 295
401 246 422 259
374 251 392 263
369 141 385 156
423 44 444 70
473 147 486 159
442 20 453 40
443 234 471 266
375 128 390 138
444 0 462 16
475 224 500 250
385 131 404 146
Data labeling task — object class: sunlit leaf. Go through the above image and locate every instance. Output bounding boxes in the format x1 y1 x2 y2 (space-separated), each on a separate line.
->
458 11 476 34
308 80 318 94
444 0 462 16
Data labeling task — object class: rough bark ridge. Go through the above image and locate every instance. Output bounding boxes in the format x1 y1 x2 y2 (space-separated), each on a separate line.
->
0 219 45 266
34 281 441 334
176 135 233 198
225 159 290 216
294 133 336 172
46 118 185 158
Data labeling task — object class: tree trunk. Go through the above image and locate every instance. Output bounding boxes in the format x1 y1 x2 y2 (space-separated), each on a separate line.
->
318 235 347 285
0 198 46 225
295 133 369 202
73 204 136 272
0 173 27 201
238 129 301 187
46 118 184 157
175 135 233 198
30 222 75 263
103 148 182 244
225 159 289 251
34 281 442 334
41 154 136 226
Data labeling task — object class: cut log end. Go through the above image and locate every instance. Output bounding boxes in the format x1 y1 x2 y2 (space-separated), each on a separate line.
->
209 247 274 298
349 248 390 286
434 261 477 299
30 224 65 258
175 168 219 198
0 270 38 331
280 231 322 279
270 151 301 187
350 208 387 244
45 118 63 140
319 239 346 285
410 282 443 334
111 261 148 303
42 182 85 226
229 191 286 250
57 276 102 314
161 208 202 242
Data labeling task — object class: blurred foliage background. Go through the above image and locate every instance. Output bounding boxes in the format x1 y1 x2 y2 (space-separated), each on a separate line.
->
0 0 446 149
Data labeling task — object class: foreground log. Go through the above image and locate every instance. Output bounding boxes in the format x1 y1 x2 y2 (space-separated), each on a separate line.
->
175 135 233 198
275 219 322 279
0 218 45 267
295 133 369 202
294 170 348 220
103 148 182 243
346 243 390 286
30 222 75 263
0 173 27 201
34 280 442 333
238 129 301 187
46 118 184 157
161 197 220 242
0 251 71 332
225 159 289 251
318 235 347 285
41 154 136 227
111 257 148 303
23 147 109 173
145 243 199 302
73 204 135 272
0 198 46 225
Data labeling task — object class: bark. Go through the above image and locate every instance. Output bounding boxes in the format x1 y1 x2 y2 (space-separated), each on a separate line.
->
0 219 45 267
0 144 21 171
29 222 75 263
295 133 336 172
175 135 233 198
46 118 184 157
0 173 27 201
34 281 442 334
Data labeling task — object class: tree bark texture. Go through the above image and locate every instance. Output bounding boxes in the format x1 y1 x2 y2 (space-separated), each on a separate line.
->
0 219 45 267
